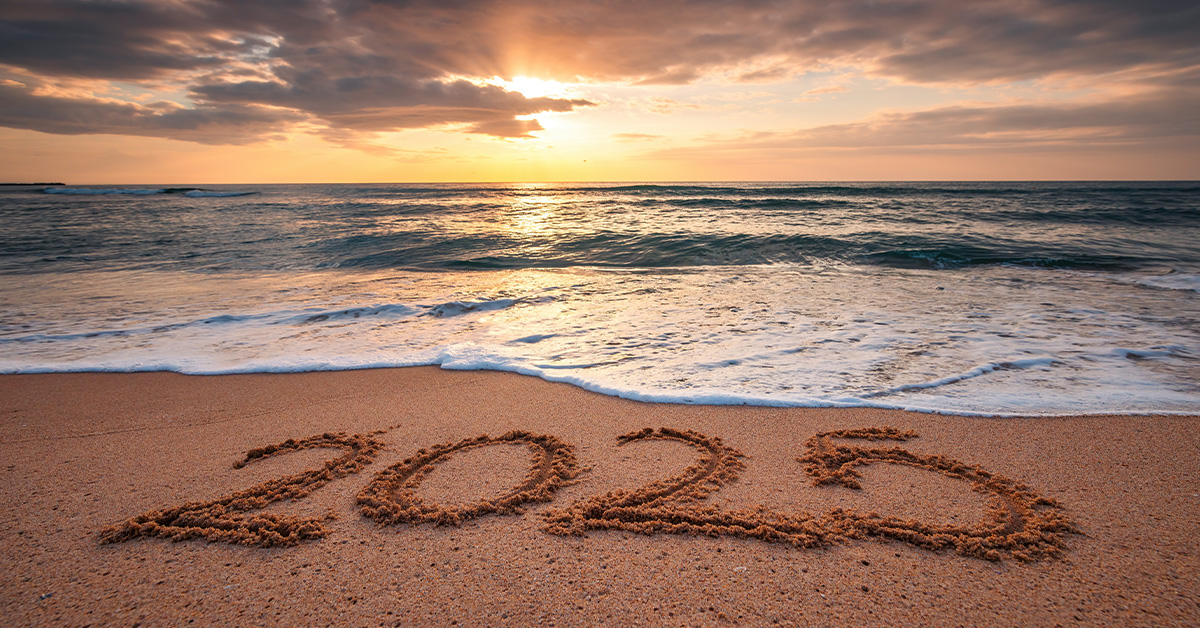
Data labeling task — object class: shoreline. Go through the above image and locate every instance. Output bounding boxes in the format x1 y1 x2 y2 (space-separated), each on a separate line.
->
3 365 1197 419
2 367 1197 626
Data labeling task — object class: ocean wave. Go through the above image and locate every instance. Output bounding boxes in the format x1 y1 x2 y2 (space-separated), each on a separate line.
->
43 187 255 197
632 196 853 209
424 296 554 317
1114 273 1200 292
863 250 1150 271
45 187 166 195
282 303 420 324
856 357 1059 398
0 298 521 343
325 229 1166 272
0 311 278 343
557 183 1200 197
6 182 1194 275
183 190 257 197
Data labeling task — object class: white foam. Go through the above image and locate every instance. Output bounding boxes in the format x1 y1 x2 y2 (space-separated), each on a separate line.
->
426 298 521 317
2 265 1198 416
1117 273 1200 293
857 357 1058 398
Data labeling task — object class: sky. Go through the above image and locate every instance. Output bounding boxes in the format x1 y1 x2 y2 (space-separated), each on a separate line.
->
1 0 1197 183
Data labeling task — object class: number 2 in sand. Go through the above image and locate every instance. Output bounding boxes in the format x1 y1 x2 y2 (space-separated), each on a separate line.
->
99 432 384 547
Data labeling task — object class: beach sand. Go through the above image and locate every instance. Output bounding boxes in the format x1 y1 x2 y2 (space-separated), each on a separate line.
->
1 367 1197 627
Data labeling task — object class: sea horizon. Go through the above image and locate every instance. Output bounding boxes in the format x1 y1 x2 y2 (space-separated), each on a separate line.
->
13 178 1200 186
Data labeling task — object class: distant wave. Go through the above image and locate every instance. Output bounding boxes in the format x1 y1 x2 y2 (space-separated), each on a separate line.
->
324 230 1167 271
3 181 1194 276
183 190 257 197
0 297 535 345
530 182 1200 197
1114 272 1200 292
45 187 164 195
315 182 1200 200
44 187 255 197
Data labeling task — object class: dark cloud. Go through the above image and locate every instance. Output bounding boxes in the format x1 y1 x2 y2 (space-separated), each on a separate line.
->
0 0 1196 145
870 1 1200 83
0 0 335 80
324 0 1200 84
193 73 589 132
0 0 593 142
0 82 302 144
6 1 1196 84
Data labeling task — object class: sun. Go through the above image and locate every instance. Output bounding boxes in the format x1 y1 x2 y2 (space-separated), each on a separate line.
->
491 76 574 99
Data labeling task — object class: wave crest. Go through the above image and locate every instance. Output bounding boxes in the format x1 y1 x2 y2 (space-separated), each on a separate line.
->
43 187 255 197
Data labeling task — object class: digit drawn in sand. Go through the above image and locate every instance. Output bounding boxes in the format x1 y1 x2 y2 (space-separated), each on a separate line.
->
358 431 580 526
99 432 385 547
798 427 1078 561
543 427 1078 561
541 427 844 545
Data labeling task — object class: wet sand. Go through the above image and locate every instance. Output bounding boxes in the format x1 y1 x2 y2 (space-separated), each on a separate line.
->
1 367 1197 627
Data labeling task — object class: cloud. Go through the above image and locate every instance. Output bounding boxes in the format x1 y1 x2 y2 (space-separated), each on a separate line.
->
803 85 849 96
0 0 1196 147
7 1 1196 85
467 117 544 138
870 0 1200 84
193 73 591 133
0 82 302 144
639 97 705 115
319 0 1200 85
0 0 594 142
803 92 1200 148
0 0 333 80
634 69 701 86
612 133 663 142
735 66 792 83
645 90 1200 158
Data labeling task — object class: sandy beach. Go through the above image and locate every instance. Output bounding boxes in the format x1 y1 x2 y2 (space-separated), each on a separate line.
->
1 367 1197 627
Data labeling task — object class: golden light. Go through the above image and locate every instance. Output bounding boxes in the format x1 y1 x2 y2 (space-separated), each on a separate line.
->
507 190 561 239
491 76 574 99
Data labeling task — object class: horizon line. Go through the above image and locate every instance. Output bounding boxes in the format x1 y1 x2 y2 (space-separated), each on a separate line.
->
12 179 1200 187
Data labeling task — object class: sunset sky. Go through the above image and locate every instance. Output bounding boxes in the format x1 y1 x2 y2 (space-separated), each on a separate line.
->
1 0 1197 183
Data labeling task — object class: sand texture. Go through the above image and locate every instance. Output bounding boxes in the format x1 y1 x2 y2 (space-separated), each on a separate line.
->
1 367 1197 627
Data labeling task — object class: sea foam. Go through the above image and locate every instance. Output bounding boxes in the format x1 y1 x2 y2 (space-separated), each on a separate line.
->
1 264 1196 416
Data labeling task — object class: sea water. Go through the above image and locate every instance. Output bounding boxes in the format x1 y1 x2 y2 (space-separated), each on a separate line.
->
2 182 1197 415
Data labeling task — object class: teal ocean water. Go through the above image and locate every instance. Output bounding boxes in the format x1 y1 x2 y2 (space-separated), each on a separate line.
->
2 182 1197 415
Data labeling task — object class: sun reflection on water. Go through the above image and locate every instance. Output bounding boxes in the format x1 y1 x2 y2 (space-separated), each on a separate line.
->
503 187 569 261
